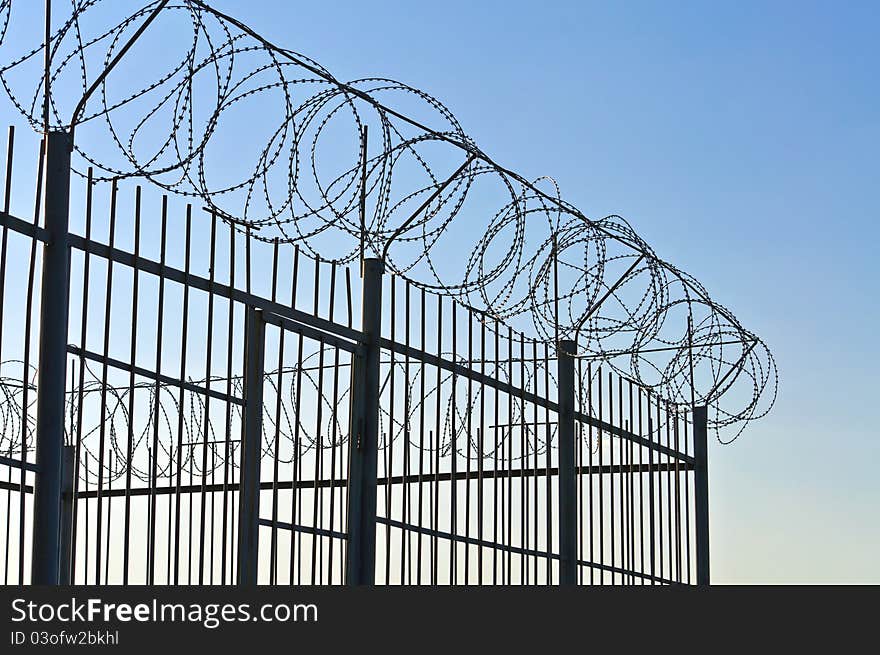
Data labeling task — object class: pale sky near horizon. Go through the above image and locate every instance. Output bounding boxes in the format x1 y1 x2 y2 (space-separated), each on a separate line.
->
2 0 878 583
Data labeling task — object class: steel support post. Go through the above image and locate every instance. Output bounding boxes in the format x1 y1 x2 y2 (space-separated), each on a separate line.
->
345 257 383 585
237 307 265 585
556 339 577 585
693 404 710 586
32 130 72 585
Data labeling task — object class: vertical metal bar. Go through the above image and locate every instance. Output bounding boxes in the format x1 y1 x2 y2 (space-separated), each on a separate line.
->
529 340 536 584
666 403 673 580
597 367 603 584
123 187 142 585
236 306 265 585
506 327 513 584
328 262 340 585
172 206 190 585
311 256 325 571
432 296 442 585
94 178 117 584
492 319 500 585
416 287 426 584
311 334 325 584
288 329 302 586
58 446 75 585
587 361 593 585
1 126 14 585
543 341 551 584
221 216 237 584
477 315 486 585
618 375 624 584
608 370 615 584
198 213 219 583
464 307 472 585
329 335 342 583
381 430 388 582
656 397 664 582
209 450 217 585
576 371 583 585
556 339 576 585
402 279 411 584
345 266 353 329
187 438 193 583
269 241 282 585
693 404 710 586
71 168 92 583
684 411 692 584
674 413 682 583
104 453 113 584
345 257 383 585
628 381 635 584
519 334 526 584
149 195 166 584
450 302 458 584
288 248 302 585
359 125 368 273
32 130 72 585
42 0 51 131
290 322 305 583
21 136 45 585
385 275 395 584
647 408 656 584
313 256 320 317
2 125 13 212
83 462 89 585
638 385 645 582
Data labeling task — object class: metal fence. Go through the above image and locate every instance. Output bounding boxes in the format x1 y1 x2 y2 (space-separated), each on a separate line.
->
0 126 706 586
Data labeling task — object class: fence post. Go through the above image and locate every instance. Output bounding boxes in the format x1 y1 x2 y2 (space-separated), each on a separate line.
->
556 339 577 585
59 445 75 585
693 404 710 586
346 257 383 585
32 130 72 585
237 307 265 585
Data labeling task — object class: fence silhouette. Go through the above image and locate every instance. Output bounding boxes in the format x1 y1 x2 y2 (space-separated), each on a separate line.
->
0 130 702 584
0 0 774 585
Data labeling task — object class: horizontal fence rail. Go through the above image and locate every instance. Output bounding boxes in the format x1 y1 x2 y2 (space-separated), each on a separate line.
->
0 128 708 586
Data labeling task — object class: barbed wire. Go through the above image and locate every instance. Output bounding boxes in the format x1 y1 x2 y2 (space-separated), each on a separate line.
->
0 0 777 449
1 356 645 483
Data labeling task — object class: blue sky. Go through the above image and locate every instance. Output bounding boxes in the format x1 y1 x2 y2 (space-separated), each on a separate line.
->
212 0 880 583
2 0 878 582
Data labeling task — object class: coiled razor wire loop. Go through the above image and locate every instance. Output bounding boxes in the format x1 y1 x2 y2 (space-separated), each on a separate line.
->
0 1 777 481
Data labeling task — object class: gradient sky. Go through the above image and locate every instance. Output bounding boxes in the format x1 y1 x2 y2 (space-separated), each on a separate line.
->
4 0 879 583
206 0 880 584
